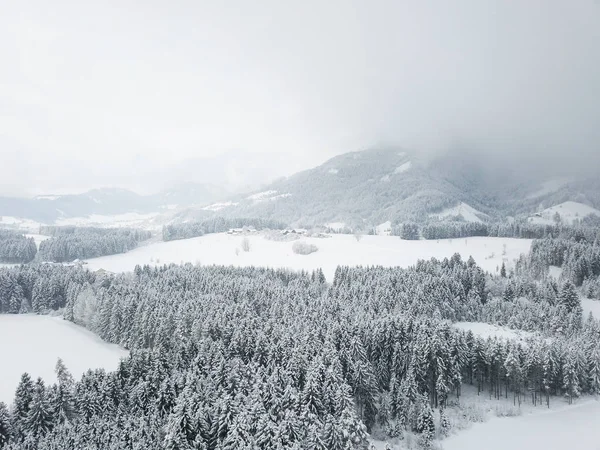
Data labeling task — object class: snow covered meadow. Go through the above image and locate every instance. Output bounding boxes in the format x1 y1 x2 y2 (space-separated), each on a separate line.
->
0 315 128 404
84 233 532 280
441 398 600 450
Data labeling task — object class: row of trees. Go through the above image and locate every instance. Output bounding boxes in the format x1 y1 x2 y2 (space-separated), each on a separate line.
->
391 220 600 242
37 227 151 262
0 241 599 448
162 217 287 241
0 230 36 264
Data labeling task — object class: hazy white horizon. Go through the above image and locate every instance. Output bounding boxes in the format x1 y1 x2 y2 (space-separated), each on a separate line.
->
2 1 599 196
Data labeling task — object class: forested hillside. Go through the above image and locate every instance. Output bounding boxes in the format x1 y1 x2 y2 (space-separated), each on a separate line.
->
171 148 600 230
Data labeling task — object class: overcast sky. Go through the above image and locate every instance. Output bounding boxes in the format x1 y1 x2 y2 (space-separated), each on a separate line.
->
1 0 599 196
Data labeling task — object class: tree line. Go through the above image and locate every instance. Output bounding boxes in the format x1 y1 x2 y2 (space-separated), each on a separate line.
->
162 217 287 241
0 230 37 264
391 220 600 242
37 227 151 262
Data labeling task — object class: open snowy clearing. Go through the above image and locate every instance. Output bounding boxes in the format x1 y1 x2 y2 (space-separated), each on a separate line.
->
453 322 534 343
430 202 487 223
528 201 600 225
84 234 531 280
0 314 128 404
371 384 600 450
24 233 50 248
442 399 600 450
582 298 600 319
375 221 392 236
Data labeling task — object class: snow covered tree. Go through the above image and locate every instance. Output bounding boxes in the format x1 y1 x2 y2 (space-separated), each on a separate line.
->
559 281 581 313
25 378 52 439
0 402 12 447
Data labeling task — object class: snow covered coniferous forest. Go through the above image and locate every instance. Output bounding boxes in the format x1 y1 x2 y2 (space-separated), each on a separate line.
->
0 220 600 448
3 2 600 449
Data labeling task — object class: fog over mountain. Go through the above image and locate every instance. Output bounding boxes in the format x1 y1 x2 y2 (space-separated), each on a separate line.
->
2 1 599 196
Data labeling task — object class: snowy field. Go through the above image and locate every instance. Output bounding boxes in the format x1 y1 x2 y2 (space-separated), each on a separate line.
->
453 322 534 343
442 399 600 450
0 315 128 404
84 233 532 280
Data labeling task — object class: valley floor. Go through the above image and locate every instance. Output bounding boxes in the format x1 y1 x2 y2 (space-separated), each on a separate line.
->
84 233 532 280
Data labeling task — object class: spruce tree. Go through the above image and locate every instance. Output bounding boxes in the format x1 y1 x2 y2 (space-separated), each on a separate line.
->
12 373 34 438
0 402 12 447
25 378 52 439
559 281 580 312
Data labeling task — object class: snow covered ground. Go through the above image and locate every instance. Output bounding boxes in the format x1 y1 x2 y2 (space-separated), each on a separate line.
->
55 212 161 229
430 202 487 223
548 265 562 280
84 233 531 280
582 298 600 319
528 201 600 225
0 314 128 404
372 383 600 450
201 201 238 212
442 399 600 450
453 322 534 343
25 233 50 248
394 161 412 174
324 222 347 232
0 216 40 232
376 221 392 236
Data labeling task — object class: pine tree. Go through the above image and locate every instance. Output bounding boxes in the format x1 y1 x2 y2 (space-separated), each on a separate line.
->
439 407 450 438
0 402 12 447
415 397 435 448
25 378 52 438
563 352 580 404
12 373 34 438
500 262 507 278
503 283 515 302
559 281 580 312
589 347 600 396
51 359 76 424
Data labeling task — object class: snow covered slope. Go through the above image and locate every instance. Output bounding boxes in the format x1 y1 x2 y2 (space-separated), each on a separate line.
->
0 315 128 404
430 202 487 223
394 161 412 174
528 201 600 225
526 178 571 199
84 233 531 281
